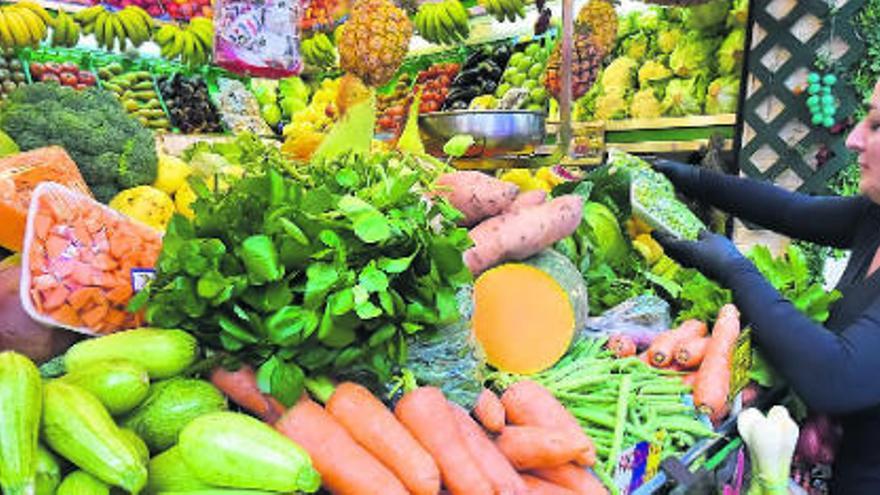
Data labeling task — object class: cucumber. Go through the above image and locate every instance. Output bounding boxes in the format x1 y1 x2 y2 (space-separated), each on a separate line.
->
57 470 110 495
60 360 150 415
145 446 213 495
51 328 198 379
122 378 227 453
0 351 42 495
41 381 147 493
35 445 61 495
119 428 149 464
178 412 321 493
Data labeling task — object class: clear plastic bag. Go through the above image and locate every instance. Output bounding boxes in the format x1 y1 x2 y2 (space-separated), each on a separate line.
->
20 183 162 335
583 294 671 349
214 0 304 78
0 147 91 252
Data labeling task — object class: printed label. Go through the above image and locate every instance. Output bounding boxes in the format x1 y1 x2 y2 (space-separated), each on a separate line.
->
730 327 752 400
131 269 156 293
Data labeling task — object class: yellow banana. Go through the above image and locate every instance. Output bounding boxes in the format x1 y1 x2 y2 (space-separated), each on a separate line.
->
187 22 213 49
74 5 104 25
154 23 176 45
112 14 128 50
4 10 32 48
14 1 51 26
67 17 80 47
14 7 46 47
51 11 68 46
166 29 185 59
0 11 14 48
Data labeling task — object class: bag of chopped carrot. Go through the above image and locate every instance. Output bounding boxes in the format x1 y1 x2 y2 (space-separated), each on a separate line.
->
20 182 162 335
0 146 91 252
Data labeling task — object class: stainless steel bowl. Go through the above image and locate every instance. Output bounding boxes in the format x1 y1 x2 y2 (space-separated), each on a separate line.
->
419 110 546 158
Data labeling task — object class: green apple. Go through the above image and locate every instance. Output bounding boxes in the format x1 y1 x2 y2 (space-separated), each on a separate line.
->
523 79 538 91
524 43 540 57
508 52 526 68
528 63 544 80
511 73 527 87
261 103 283 126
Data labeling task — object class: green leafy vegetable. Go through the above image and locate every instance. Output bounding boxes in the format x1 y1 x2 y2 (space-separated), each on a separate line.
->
443 135 476 158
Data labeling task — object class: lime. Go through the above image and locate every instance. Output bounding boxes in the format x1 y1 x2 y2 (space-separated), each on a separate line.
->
530 87 548 103
511 73 527 87
528 63 544 79
503 67 519 81
509 52 526 67
523 79 538 91
516 58 532 73
261 103 283 126
525 43 540 57
496 82 512 98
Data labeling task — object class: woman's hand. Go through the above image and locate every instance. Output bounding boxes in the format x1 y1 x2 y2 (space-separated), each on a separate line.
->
652 230 749 284
652 159 702 195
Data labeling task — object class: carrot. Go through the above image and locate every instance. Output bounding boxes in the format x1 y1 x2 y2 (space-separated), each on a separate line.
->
674 336 710 369
607 334 636 358
450 404 527 495
465 195 584 275
501 381 596 467
496 426 590 470
647 320 708 367
637 351 651 365
521 475 578 495
327 382 440 495
276 397 409 495
210 365 287 424
395 387 494 495
529 465 609 495
693 305 741 421
474 388 505 433
682 372 699 387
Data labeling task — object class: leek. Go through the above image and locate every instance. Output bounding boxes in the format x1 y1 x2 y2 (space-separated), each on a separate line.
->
737 406 799 495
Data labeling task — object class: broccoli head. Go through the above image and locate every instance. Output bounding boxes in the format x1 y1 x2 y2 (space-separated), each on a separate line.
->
0 83 157 203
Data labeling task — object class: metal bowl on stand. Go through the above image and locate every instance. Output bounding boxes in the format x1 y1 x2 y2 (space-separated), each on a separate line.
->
419 110 546 158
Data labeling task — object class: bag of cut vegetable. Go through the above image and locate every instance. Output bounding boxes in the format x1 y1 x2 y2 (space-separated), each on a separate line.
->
0 147 91 252
20 183 162 335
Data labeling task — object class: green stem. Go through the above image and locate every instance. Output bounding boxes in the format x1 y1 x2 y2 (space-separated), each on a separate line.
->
605 375 632 477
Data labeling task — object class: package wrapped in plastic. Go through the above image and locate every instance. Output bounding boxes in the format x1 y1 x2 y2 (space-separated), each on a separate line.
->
214 0 304 78
20 183 162 335
582 294 671 349
399 286 486 408
0 147 91 251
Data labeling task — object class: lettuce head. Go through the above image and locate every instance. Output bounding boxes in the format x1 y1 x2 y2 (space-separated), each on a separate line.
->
718 29 746 75
670 33 719 78
661 78 705 117
684 0 731 34
631 88 663 119
705 76 740 114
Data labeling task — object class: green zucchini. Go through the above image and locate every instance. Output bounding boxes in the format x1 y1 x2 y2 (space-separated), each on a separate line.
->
47 328 198 379
119 428 149 464
122 378 227 453
57 470 110 495
41 381 147 493
60 360 151 415
35 445 61 495
145 446 213 495
0 351 42 495
178 412 321 493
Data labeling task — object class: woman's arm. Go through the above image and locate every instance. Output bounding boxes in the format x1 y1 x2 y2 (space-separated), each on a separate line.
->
727 262 880 415
655 160 869 249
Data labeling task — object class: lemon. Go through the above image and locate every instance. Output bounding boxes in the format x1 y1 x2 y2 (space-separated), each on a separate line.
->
109 186 175 231
153 154 193 195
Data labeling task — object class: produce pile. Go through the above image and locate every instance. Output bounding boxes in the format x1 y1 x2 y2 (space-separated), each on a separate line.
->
576 0 747 120
101 69 170 131
442 44 510 110
29 61 96 90
156 73 223 134
0 50 28 98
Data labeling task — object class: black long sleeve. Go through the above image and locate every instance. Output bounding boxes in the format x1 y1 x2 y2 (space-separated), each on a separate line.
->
724 260 880 415
682 169 869 249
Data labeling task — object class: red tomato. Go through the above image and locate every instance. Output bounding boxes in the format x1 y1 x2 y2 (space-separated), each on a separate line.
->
29 62 45 79
44 62 61 74
59 62 79 74
41 73 60 83
59 72 78 87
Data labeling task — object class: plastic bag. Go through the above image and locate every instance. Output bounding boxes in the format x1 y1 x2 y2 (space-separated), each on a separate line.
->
582 294 671 349
214 0 304 78
396 286 486 408
0 147 91 252
21 183 162 335
214 78 275 135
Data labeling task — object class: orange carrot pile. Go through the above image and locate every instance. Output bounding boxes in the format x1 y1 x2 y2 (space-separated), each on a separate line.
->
607 334 637 358
474 388 505 433
496 426 591 470
501 380 597 467
674 336 710 369
24 183 160 333
450 404 526 494
327 383 440 495
275 397 409 495
646 320 707 367
530 464 610 495
693 304 741 421
521 474 579 495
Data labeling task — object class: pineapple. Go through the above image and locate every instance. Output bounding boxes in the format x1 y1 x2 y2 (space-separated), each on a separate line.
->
575 0 618 56
338 0 413 87
544 37 605 100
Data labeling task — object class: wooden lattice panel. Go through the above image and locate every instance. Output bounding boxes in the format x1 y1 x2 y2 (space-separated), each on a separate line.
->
738 0 865 195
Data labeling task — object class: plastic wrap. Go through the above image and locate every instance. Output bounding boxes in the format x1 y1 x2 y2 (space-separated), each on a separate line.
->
214 0 303 78
582 294 671 349
400 286 486 408
20 183 162 335
0 147 91 252
214 78 275 135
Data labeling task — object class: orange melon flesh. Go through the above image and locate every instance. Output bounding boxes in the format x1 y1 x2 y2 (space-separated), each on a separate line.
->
472 264 576 374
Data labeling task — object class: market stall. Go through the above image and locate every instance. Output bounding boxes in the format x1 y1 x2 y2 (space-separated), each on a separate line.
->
0 0 861 493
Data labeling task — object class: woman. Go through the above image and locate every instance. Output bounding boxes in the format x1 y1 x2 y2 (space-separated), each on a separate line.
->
651 80 880 494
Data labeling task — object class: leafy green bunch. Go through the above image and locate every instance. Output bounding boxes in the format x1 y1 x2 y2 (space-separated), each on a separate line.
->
133 151 472 405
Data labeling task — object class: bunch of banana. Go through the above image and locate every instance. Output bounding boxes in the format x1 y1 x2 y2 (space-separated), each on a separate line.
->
479 0 525 22
301 33 337 68
0 1 52 49
51 10 80 48
74 5 153 51
414 0 470 45
153 17 213 66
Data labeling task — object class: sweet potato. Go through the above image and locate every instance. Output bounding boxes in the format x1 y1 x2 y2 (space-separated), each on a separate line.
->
465 195 584 275
435 172 519 226
504 190 547 214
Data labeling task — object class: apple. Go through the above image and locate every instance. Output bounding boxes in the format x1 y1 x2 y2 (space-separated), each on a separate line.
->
78 71 96 85
29 62 45 79
59 72 78 87
59 62 79 74
44 62 61 74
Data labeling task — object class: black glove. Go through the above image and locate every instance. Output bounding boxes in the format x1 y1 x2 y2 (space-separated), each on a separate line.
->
652 159 702 198
652 230 750 285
